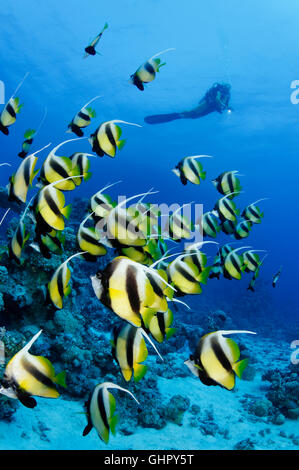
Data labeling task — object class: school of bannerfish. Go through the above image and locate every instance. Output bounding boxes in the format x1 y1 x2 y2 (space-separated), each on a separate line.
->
0 22 279 445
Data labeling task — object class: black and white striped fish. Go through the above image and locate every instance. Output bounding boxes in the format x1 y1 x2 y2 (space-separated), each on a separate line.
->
172 155 212 186
200 211 220 238
212 171 242 198
67 96 101 136
214 192 240 222
82 382 139 443
0 330 66 408
242 198 268 224
184 330 256 390
8 144 49 203
89 120 140 158
111 324 162 382
91 256 172 327
223 246 250 280
48 252 85 309
130 48 174 91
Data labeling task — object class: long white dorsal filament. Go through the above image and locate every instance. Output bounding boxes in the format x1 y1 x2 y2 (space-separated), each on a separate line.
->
104 382 140 405
22 329 43 354
11 72 30 99
218 330 256 336
49 137 87 158
150 48 175 61
31 142 52 157
62 251 88 267
34 108 48 136
109 120 142 128
250 198 270 206
168 298 191 310
0 208 10 226
81 95 102 110
188 155 213 160
140 328 163 361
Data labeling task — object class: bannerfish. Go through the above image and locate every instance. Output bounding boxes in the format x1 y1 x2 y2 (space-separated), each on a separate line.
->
67 96 101 136
209 255 223 280
83 382 139 444
0 330 66 408
130 48 175 91
214 192 240 222
8 143 50 204
69 152 94 185
90 181 120 222
221 219 237 235
111 324 163 382
212 171 242 198
223 246 250 280
142 308 176 343
241 198 268 224
40 138 84 191
200 211 221 238
18 108 47 158
48 252 86 309
172 155 212 186
247 254 267 292
91 255 174 327
0 73 29 135
169 204 194 242
77 212 107 262
234 219 252 240
243 250 266 273
89 120 141 158
35 183 72 233
84 23 108 58
104 191 156 247
9 197 34 264
32 229 65 259
184 330 256 390
167 254 208 295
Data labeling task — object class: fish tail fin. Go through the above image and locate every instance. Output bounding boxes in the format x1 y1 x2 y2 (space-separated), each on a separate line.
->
133 363 148 382
55 370 67 388
232 358 249 379
165 327 177 340
108 414 118 436
61 204 72 219
117 139 126 150
196 266 211 285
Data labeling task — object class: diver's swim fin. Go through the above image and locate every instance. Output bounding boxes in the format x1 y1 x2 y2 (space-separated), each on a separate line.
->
144 113 181 124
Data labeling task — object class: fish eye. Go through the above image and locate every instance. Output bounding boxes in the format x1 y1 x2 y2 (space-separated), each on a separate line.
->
96 271 102 279
190 354 194 361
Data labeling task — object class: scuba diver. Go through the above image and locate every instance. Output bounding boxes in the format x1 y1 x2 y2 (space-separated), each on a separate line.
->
144 82 232 124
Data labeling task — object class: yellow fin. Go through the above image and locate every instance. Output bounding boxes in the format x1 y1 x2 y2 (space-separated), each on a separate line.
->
133 363 148 382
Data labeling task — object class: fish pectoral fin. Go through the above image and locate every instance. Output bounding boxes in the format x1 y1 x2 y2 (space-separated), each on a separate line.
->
232 358 249 379
108 414 118 436
133 363 148 382
17 391 37 408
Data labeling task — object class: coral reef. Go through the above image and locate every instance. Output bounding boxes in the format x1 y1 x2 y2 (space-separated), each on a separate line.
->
262 365 299 420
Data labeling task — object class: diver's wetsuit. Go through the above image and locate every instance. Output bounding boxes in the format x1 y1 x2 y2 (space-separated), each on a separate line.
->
144 83 231 124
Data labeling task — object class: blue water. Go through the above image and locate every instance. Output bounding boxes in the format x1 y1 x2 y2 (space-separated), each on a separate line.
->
0 0 298 450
